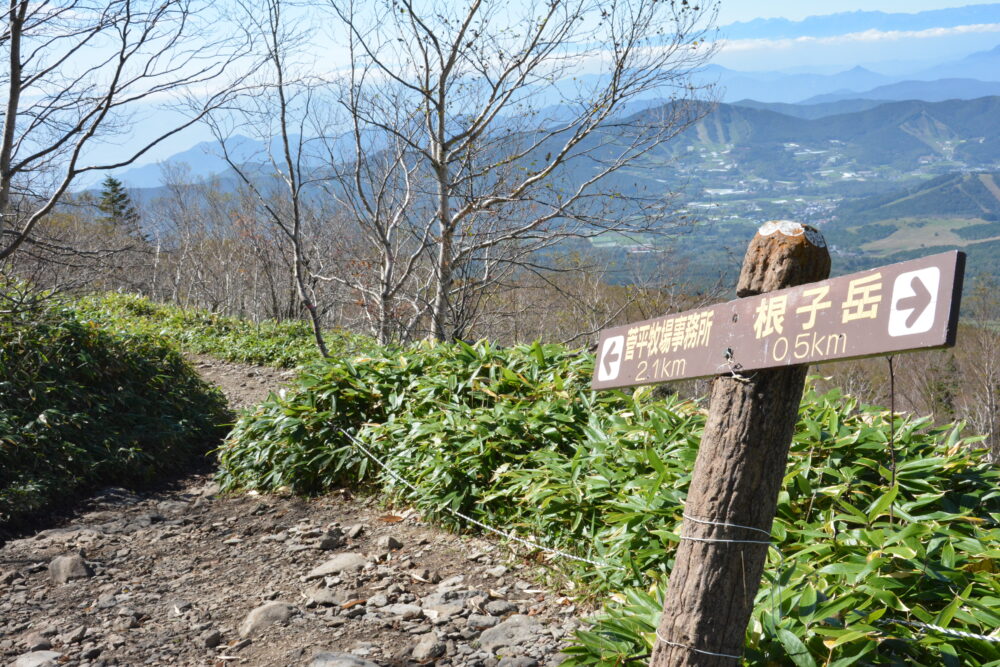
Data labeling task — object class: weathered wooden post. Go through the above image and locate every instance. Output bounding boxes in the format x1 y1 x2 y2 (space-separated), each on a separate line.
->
649 221 830 665
590 221 964 665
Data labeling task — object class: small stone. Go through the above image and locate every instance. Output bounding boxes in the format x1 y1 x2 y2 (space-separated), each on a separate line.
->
11 651 63 667
318 530 344 550
484 565 508 577
382 603 423 620
345 524 364 539
1 569 22 584
48 554 93 584
436 575 465 591
239 601 295 638
484 599 518 616
305 553 368 580
167 599 192 615
309 588 349 607
60 625 87 644
310 652 379 667
230 638 252 652
411 633 446 661
20 633 51 651
498 658 539 667
411 568 441 583
376 535 403 550
367 593 388 608
200 629 222 648
468 614 500 630
424 603 463 621
479 615 543 652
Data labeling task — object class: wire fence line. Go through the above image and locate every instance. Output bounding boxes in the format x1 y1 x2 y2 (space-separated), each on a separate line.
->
339 428 614 570
337 427 1000 647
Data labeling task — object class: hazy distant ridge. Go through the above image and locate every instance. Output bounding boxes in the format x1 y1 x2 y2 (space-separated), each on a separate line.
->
721 4 1000 39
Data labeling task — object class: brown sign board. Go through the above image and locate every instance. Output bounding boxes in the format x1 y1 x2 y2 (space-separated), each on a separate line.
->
591 250 965 390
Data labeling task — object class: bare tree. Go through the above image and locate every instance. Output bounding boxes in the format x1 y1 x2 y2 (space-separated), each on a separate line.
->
207 0 332 356
325 0 718 341
0 0 251 264
317 63 430 344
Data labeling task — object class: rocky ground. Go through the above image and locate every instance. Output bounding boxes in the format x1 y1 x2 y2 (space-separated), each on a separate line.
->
0 356 586 667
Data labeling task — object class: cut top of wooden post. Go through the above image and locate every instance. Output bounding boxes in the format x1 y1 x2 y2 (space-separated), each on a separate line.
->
737 220 831 297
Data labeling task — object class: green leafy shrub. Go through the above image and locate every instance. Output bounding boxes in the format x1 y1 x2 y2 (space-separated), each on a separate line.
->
75 293 371 367
219 338 1000 665
564 389 1000 666
0 293 229 526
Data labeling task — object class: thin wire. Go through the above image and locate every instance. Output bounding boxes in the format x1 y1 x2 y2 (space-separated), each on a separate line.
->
678 513 786 641
655 630 742 660
342 431 999 648
684 513 771 537
339 428 613 570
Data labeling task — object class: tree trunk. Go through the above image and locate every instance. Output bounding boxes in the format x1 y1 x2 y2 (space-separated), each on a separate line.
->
650 221 830 666
431 161 453 341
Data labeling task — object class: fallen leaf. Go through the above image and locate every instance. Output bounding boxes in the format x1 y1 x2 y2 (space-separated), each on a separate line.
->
341 598 367 609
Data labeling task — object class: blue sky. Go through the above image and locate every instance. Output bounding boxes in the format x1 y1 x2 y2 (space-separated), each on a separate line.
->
718 0 1000 24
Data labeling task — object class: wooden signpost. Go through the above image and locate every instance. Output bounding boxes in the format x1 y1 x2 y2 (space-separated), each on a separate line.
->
589 221 965 666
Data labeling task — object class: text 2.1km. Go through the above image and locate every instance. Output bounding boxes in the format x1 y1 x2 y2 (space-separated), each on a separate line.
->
592 250 964 391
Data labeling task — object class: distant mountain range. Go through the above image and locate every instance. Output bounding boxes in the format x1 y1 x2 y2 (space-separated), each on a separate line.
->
701 43 1000 104
835 171 1000 224
720 4 1000 39
117 96 1000 193
801 78 1000 105
669 97 1000 175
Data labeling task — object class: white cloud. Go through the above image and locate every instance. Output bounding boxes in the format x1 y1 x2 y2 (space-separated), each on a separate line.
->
718 22 1000 53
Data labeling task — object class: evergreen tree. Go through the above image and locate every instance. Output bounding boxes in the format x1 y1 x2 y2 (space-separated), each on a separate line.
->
97 176 143 240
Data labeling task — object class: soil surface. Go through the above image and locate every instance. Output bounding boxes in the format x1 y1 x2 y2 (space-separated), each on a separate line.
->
1 356 585 667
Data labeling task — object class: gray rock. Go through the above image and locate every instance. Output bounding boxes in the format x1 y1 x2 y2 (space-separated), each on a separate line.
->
484 565 508 577
468 614 500 629
167 599 192 615
484 599 518 616
376 535 403 550
230 638 252 652
499 659 539 667
59 625 86 644
309 587 350 607
200 629 222 648
238 601 295 637
436 575 465 591
20 633 51 651
79 647 102 660
381 603 423 620
365 593 387 608
411 633 446 661
479 615 543 653
318 530 344 550
305 553 368 580
345 524 364 539
310 652 380 667
422 589 484 608
11 651 63 667
48 554 93 584
424 603 464 621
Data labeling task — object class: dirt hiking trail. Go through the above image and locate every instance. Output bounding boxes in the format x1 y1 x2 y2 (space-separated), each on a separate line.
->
1 356 584 667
